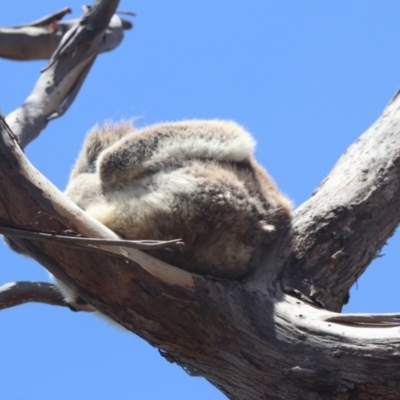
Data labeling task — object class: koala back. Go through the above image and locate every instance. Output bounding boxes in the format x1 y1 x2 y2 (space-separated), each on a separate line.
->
65 120 291 279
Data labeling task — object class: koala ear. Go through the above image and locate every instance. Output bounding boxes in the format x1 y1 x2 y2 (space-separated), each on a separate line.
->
96 147 125 184
83 129 107 173
69 122 135 179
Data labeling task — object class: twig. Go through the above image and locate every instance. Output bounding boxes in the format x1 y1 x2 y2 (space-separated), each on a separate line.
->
324 313 400 327
117 11 137 17
11 7 72 28
0 226 185 252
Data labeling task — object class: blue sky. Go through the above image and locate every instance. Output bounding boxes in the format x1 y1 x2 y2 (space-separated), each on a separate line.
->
1 1 400 399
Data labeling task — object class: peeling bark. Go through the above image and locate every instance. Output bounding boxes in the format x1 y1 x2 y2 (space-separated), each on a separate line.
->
282 96 400 312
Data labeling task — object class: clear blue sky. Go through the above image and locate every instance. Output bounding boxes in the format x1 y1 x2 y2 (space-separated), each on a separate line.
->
1 1 400 399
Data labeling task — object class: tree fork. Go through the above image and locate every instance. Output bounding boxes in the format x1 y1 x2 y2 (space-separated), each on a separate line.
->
1 1 400 398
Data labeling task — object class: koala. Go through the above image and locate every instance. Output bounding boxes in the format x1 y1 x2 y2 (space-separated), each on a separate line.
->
7 120 292 306
65 120 291 277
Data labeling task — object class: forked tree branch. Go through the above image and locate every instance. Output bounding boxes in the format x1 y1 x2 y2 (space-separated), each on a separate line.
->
4 0 126 148
2 1 400 399
280 94 400 311
2 98 400 398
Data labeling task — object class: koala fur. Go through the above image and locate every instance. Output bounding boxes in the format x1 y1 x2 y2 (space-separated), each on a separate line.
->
64 120 291 282
6 119 291 306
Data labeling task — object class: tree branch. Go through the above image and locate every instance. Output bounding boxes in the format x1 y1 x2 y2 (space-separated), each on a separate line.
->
4 0 125 148
3 107 400 398
0 7 132 61
281 95 400 311
0 281 67 309
0 281 95 311
323 312 400 326
12 7 72 28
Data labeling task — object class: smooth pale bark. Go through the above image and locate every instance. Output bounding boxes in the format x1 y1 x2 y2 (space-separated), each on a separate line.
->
5 1 125 148
1 1 400 399
0 8 72 60
0 8 132 61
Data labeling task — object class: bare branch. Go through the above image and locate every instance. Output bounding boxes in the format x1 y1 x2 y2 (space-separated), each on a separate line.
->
0 26 68 61
45 1 118 69
4 0 124 148
0 7 132 61
12 7 72 28
0 226 185 252
0 281 67 309
0 281 93 311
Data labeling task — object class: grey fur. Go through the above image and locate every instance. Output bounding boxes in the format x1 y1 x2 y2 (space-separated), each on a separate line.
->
65 119 292 280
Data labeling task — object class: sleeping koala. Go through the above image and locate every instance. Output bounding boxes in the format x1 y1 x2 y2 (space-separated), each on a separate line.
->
65 120 291 276
8 120 292 306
